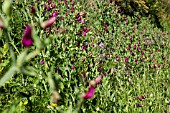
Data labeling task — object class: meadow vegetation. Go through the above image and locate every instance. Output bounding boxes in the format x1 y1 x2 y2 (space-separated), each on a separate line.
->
0 0 170 113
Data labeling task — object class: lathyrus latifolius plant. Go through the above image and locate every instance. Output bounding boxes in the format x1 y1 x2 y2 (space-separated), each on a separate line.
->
0 0 170 113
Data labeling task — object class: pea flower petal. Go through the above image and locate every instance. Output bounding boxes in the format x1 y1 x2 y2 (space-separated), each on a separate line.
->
22 25 33 47
41 17 56 29
82 86 95 99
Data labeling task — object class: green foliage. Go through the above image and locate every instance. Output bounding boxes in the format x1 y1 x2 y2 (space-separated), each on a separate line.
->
115 0 170 31
0 0 170 113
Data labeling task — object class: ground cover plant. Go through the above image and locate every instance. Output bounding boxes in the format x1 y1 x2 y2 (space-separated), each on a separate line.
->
0 0 170 113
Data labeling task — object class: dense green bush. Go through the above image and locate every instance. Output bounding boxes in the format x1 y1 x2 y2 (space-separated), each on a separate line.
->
115 0 170 31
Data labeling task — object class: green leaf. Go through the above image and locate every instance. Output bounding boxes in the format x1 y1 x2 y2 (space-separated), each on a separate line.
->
16 49 28 68
0 66 17 86
3 43 8 56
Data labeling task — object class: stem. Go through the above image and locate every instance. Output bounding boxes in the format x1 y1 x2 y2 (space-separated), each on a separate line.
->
0 65 17 86
75 98 83 113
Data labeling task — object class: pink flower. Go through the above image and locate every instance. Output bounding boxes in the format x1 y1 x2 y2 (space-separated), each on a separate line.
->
43 4 47 10
52 4 56 9
141 51 144 55
158 64 161 68
82 13 86 18
83 32 86 36
77 17 81 22
71 65 74 70
47 6 51 11
84 27 89 33
48 0 52 5
71 7 74 13
88 64 92 69
105 23 108 31
82 86 95 99
125 57 129 63
116 56 120 61
95 76 102 85
137 96 143 101
39 60 44 65
81 20 86 24
52 11 58 17
99 42 104 48
22 25 33 47
41 17 56 29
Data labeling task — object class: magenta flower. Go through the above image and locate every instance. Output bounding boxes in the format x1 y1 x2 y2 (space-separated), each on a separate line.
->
81 57 86 62
48 0 52 5
133 26 137 30
81 20 86 24
102 72 106 76
137 96 143 101
88 64 92 69
22 25 33 47
64 0 67 4
71 7 74 13
47 6 51 11
134 44 136 49
77 16 81 22
146 40 152 45
66 11 69 16
82 13 86 18
141 51 144 55
43 4 47 10
137 103 142 107
52 11 58 17
42 11 46 15
41 17 56 29
136 61 138 65
131 52 135 56
105 23 108 31
52 4 56 9
95 76 102 85
83 32 86 36
39 60 44 65
116 56 120 61
167 102 170 105
99 42 104 48
71 65 74 70
81 45 86 50
130 36 132 40
158 64 161 68
72 2 75 6
125 57 129 63
82 86 95 99
84 27 89 33
60 16 64 20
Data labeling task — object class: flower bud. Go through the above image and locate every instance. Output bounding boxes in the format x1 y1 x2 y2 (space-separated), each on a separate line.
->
22 25 33 47
82 86 95 99
41 17 56 29
137 96 142 101
95 76 102 85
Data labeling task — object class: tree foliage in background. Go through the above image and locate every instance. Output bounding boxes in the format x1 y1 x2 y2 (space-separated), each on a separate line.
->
115 0 170 31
